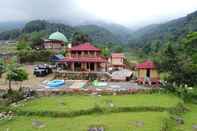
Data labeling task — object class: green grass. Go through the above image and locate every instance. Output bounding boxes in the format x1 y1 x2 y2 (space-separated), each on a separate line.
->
14 94 182 112
172 104 197 131
0 43 17 53
0 112 168 131
0 94 184 130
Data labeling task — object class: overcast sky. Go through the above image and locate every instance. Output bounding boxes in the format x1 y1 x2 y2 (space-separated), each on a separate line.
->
1 0 197 27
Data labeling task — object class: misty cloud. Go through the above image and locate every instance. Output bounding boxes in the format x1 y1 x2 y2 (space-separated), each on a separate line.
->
1 0 91 23
0 0 197 27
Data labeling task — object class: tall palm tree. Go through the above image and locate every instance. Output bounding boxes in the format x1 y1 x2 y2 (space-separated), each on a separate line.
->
5 58 18 90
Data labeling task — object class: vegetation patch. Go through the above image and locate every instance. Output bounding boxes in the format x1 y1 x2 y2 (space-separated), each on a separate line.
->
0 112 168 131
12 94 182 113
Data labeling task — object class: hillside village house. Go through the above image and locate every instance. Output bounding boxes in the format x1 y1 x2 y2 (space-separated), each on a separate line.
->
135 60 160 85
43 31 68 52
109 53 125 69
59 43 108 72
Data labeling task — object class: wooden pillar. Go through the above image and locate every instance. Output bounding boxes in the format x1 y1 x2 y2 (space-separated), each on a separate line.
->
71 62 74 71
82 51 84 57
94 63 97 71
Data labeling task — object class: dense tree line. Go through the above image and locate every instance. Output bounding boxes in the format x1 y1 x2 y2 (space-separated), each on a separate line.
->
128 10 197 54
155 32 197 86
0 20 123 46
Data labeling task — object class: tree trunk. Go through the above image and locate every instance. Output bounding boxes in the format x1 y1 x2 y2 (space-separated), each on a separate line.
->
20 81 23 88
8 80 12 90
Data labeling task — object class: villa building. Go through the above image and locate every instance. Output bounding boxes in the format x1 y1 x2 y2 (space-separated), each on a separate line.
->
109 53 125 69
43 31 68 52
135 60 160 85
59 43 108 72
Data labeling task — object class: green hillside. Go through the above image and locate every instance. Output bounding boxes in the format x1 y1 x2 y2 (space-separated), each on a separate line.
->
128 10 197 50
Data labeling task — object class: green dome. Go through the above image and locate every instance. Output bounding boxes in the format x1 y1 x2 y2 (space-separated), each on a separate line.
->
49 31 68 43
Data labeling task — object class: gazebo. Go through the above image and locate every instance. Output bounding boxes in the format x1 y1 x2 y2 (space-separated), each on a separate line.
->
135 60 160 85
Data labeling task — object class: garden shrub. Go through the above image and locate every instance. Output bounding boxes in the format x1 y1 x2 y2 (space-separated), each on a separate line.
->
2 89 25 104
160 117 174 131
168 102 188 116
18 50 54 63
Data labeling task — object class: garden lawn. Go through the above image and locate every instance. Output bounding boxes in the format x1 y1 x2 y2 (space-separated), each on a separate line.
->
0 112 168 131
14 94 182 112
173 104 197 131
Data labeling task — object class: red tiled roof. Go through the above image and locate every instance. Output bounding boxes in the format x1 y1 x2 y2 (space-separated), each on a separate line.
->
60 57 107 63
111 53 124 58
136 60 156 69
70 43 100 51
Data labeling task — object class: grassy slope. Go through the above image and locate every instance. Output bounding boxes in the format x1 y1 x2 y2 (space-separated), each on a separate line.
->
0 112 168 131
0 43 17 53
15 94 182 112
173 104 197 131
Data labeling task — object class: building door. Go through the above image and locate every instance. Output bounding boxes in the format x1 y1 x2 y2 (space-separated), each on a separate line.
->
146 69 150 78
90 63 95 71
74 62 81 71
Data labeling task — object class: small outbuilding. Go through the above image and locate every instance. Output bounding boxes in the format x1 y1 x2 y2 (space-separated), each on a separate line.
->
109 53 125 69
43 31 68 52
135 60 160 85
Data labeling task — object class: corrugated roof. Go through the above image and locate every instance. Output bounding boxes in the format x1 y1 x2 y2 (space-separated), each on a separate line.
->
70 43 100 51
111 53 124 58
136 60 156 69
61 56 107 63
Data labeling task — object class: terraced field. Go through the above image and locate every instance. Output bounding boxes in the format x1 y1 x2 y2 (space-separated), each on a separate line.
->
0 93 186 131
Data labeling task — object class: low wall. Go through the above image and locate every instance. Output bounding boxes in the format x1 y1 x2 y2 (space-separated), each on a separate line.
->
34 88 161 97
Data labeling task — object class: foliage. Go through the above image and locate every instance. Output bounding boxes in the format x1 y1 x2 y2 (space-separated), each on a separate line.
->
156 32 197 86
59 49 67 56
30 31 46 49
23 20 47 33
71 32 91 45
101 47 110 57
0 58 5 78
114 45 124 53
0 29 21 40
76 25 123 44
17 50 54 63
128 10 197 50
16 39 31 51
5 58 19 90
2 89 26 104
7 69 28 82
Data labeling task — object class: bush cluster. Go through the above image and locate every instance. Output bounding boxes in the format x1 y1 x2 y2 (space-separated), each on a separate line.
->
1 88 37 106
162 83 197 103
17 50 54 63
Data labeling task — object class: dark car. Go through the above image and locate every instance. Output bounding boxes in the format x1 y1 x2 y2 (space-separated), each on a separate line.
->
33 64 52 77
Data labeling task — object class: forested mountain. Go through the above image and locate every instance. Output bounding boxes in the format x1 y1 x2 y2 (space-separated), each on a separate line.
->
0 20 130 44
128 10 197 49
1 9 197 48
87 22 133 43
75 25 122 44
0 21 25 32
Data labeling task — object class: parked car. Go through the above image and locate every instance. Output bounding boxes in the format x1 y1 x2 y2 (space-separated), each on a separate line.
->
33 64 52 77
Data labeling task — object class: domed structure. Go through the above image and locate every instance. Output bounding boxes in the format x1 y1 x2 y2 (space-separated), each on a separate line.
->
43 31 68 52
49 31 68 43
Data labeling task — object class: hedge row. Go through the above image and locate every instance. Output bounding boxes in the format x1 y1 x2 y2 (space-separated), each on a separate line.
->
0 106 169 118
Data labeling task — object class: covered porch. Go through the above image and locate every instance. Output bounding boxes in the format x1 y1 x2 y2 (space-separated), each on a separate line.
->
67 62 107 72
